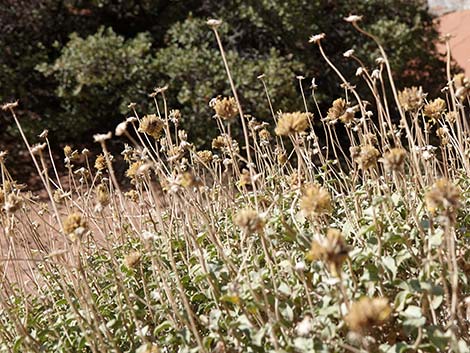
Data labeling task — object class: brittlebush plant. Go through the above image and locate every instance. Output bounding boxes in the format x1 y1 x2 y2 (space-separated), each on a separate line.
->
1 15 470 353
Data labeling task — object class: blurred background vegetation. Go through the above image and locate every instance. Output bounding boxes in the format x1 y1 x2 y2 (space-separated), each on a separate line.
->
0 0 449 152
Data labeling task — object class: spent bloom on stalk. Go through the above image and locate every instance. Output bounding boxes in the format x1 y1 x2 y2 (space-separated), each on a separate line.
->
308 33 325 44
234 208 265 234
381 148 407 172
63 213 88 242
352 145 380 170
124 251 141 269
345 297 391 333
344 14 363 23
327 98 355 124
196 150 213 165
300 183 332 217
398 86 426 112
425 178 460 217
275 112 310 136
306 228 349 277
211 96 238 120
94 154 106 171
423 98 446 124
138 114 165 139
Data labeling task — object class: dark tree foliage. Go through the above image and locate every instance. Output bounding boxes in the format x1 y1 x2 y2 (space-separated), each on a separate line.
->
0 0 450 148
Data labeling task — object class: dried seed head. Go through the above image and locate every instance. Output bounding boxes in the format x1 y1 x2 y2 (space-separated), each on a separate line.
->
124 251 141 268
63 213 88 242
207 19 222 28
31 143 47 155
382 148 406 172
212 97 238 120
308 33 326 44
276 150 288 165
126 161 143 180
234 208 265 234
398 86 426 112
300 183 332 217
196 150 213 165
327 98 355 124
93 131 112 143
238 169 252 187
345 297 391 333
354 145 380 170
138 114 165 139
258 129 271 141
288 171 304 189
4 193 22 214
436 127 450 146
169 109 181 124
63 145 73 158
425 178 460 216
307 228 349 277
1 101 18 111
125 190 139 202
445 111 458 124
38 129 49 139
96 183 110 207
275 112 310 136
94 154 107 171
115 121 128 136
453 73 470 99
344 15 363 23
423 98 446 124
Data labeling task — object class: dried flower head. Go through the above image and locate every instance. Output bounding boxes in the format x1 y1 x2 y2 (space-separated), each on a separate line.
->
307 228 349 277
126 161 143 180
63 145 73 158
454 73 470 100
63 213 88 242
138 114 165 139
423 98 446 124
398 86 426 112
425 178 460 216
1 101 19 111
436 127 450 146
169 109 181 124
4 193 22 213
207 18 222 28
124 251 141 268
345 297 391 333
125 190 139 202
276 149 288 165
212 97 238 120
96 183 110 208
382 148 406 172
31 143 47 155
308 33 325 44
327 98 355 124
354 145 380 170
115 121 128 136
288 171 304 189
258 129 271 141
196 150 213 165
344 14 363 23
300 184 332 217
93 131 112 143
275 112 310 136
38 129 49 139
234 208 265 234
238 169 252 187
94 154 106 171
445 111 458 124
